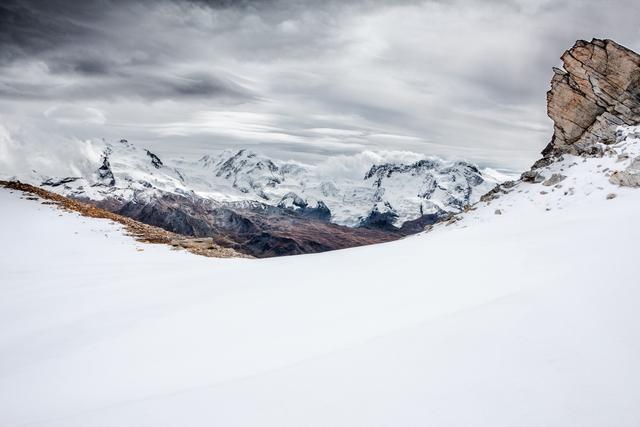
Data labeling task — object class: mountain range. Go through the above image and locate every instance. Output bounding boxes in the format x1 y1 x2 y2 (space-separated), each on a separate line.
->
7 138 504 256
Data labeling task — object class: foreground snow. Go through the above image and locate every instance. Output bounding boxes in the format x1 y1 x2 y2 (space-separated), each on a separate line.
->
1 140 640 426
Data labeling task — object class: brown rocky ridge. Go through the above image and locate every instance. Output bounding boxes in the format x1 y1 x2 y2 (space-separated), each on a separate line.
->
0 180 245 258
91 192 402 258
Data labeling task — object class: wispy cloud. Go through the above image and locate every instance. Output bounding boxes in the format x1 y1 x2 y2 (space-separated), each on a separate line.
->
0 0 639 172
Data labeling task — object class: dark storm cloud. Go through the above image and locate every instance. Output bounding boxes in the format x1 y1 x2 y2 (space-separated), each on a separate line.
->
0 1 88 61
0 0 639 171
0 0 126 61
0 0 258 102
44 56 117 77
186 0 274 7
0 69 254 101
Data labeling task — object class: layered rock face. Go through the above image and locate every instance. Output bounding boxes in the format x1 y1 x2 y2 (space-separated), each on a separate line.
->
544 38 640 155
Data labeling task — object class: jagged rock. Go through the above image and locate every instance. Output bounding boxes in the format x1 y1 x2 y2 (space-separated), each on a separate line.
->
480 185 501 202
494 209 502 215
531 157 554 169
479 180 519 203
359 203 400 231
610 173 640 187
606 193 617 199
170 238 216 250
278 192 332 221
145 150 163 169
610 157 640 187
543 173 567 186
521 170 545 183
278 192 307 209
97 154 115 186
41 177 80 187
305 201 331 222
543 39 640 156
398 211 446 234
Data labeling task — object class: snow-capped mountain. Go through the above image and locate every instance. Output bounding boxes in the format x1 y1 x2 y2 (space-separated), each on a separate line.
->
5 137 506 256
15 137 504 230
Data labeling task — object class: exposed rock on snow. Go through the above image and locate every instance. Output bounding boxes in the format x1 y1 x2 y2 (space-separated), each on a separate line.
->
359 202 401 231
544 39 640 156
441 123 640 251
521 170 545 183
97 152 116 186
610 157 640 187
542 173 567 186
277 192 332 221
485 40 640 209
466 124 640 233
145 149 163 169
41 176 81 187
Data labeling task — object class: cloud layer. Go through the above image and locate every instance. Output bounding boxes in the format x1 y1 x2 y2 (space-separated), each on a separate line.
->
1 0 639 172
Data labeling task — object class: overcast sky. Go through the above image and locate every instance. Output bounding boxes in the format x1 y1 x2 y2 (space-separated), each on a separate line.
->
1 0 639 172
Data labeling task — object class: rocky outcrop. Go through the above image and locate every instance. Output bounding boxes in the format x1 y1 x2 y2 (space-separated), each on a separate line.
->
277 192 332 221
610 157 640 187
41 177 80 187
96 153 115 186
544 38 640 156
359 204 400 231
145 149 163 169
542 173 566 187
487 40 640 209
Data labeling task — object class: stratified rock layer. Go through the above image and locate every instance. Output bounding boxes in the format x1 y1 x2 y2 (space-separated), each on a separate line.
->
544 38 640 155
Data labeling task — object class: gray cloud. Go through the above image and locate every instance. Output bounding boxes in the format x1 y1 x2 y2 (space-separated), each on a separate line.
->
0 0 639 172
0 69 255 102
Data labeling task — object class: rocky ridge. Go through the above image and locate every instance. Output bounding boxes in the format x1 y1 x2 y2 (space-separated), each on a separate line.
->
0 180 243 258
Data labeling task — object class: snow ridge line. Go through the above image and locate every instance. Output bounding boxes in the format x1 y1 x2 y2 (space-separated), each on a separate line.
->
0 180 245 259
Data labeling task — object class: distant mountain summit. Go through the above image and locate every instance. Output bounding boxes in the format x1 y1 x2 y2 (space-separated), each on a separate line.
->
5 137 501 256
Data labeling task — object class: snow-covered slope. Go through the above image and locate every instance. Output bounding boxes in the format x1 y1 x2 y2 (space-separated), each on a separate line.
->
2 138 504 227
1 128 639 427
